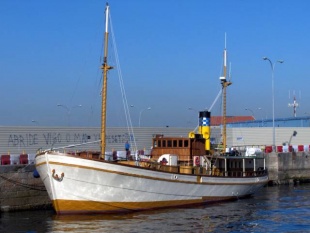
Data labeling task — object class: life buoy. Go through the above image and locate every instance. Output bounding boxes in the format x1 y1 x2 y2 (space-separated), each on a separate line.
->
195 156 200 166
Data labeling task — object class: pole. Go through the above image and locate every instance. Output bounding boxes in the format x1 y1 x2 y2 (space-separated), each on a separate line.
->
101 4 113 158
263 57 283 151
139 107 151 127
245 108 255 119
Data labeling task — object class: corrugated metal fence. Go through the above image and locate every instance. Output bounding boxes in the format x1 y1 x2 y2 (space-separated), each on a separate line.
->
0 126 196 155
0 126 308 155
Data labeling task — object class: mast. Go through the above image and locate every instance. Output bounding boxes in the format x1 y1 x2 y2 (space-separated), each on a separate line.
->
220 34 231 154
101 3 113 157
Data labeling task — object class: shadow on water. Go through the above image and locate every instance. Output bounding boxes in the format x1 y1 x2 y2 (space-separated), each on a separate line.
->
0 209 54 233
1 184 310 232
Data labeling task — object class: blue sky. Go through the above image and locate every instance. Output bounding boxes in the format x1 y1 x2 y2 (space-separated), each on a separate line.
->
1 0 309 127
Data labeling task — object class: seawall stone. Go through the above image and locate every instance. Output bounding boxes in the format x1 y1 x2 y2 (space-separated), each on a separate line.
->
266 152 310 185
0 164 52 212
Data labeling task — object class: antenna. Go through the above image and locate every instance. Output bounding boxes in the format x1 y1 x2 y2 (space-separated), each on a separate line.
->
288 90 300 117
220 33 232 154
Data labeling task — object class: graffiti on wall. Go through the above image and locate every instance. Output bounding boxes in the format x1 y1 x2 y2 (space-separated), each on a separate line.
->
7 132 133 148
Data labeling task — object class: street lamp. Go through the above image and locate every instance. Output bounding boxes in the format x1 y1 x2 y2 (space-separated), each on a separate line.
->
139 107 151 127
188 107 197 123
263 57 284 150
245 108 255 120
57 104 82 126
31 120 39 125
257 107 265 126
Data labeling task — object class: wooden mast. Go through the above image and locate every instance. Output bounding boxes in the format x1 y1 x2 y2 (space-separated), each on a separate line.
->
101 3 113 158
220 35 231 154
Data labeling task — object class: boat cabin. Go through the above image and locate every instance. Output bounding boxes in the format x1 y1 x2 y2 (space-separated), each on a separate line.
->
150 134 206 165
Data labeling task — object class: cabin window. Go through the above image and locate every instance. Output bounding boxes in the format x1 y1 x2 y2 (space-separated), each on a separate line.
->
162 140 166 147
219 160 223 169
157 140 161 147
178 140 183 147
173 140 177 147
184 140 189 147
167 140 172 147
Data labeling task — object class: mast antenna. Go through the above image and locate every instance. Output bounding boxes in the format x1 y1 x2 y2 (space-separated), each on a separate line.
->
288 90 300 117
220 33 232 154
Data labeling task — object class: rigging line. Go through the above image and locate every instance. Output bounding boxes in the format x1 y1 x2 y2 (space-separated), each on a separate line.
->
0 175 46 191
86 42 104 127
0 163 45 189
208 89 222 112
42 140 101 152
109 12 137 151
86 12 107 127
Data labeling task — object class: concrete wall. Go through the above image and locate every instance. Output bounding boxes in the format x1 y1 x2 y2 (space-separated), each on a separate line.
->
266 152 310 184
0 164 51 212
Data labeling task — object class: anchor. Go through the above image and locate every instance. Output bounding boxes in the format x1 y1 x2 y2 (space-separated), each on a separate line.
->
52 169 64 182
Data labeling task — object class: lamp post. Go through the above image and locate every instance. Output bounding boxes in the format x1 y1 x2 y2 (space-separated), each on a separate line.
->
245 108 255 120
31 120 39 125
263 57 284 150
139 107 151 127
257 107 264 126
57 104 82 126
188 107 198 126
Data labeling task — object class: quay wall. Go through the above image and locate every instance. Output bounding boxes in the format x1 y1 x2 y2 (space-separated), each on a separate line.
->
266 152 310 184
0 164 51 212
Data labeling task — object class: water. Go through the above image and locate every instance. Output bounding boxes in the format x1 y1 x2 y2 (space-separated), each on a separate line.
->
1 184 310 233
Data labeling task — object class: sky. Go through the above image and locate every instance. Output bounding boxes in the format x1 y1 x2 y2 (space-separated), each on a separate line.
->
1 0 310 127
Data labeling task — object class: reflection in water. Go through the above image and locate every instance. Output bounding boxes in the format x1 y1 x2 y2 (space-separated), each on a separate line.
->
1 184 310 233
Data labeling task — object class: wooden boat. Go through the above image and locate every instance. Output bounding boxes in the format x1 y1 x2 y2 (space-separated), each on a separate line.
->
35 4 268 215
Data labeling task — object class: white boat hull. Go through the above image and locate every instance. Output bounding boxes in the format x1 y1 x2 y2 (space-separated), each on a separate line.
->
35 151 268 214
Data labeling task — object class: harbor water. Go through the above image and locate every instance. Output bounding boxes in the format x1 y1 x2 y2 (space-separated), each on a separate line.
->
1 184 310 233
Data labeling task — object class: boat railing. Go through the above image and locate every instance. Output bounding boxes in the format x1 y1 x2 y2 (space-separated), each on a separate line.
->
135 160 267 178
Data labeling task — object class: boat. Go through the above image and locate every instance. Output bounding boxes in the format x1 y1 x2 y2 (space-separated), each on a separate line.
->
35 4 269 215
